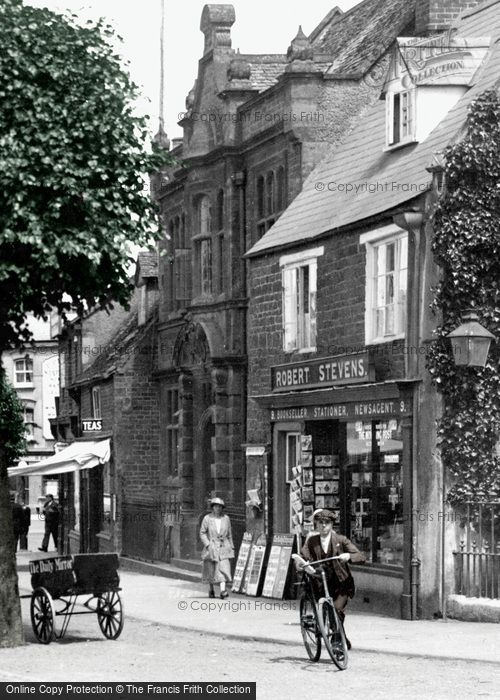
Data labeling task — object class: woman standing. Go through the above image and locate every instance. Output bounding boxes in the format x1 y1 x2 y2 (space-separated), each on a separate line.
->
200 497 234 599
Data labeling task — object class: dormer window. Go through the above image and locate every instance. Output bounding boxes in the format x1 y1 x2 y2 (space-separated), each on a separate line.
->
386 89 415 148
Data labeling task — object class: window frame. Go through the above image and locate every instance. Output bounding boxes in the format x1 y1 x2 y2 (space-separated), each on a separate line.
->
385 88 416 149
360 226 408 345
14 357 34 387
91 386 101 419
280 247 323 354
256 167 286 239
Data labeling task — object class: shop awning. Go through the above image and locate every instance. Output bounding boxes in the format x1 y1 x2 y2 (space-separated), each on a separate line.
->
8 439 110 477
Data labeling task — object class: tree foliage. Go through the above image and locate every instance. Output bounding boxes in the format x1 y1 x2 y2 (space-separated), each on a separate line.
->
427 89 500 505
0 0 172 348
0 372 26 466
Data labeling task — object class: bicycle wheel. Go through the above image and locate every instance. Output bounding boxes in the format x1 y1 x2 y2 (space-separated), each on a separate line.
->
317 600 348 670
299 593 321 661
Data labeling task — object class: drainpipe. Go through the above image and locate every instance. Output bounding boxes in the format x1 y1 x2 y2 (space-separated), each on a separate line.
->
394 210 423 619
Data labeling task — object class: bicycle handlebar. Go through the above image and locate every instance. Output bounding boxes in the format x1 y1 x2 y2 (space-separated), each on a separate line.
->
291 553 344 570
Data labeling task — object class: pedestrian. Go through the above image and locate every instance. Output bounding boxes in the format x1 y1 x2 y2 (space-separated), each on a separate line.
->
10 494 24 552
38 493 60 552
300 509 365 649
199 497 234 599
20 502 31 550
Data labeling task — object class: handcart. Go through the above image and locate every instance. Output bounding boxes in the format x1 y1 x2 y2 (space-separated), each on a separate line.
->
23 553 124 644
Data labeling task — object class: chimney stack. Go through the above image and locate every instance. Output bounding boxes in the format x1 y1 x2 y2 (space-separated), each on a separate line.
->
415 0 482 35
200 4 235 55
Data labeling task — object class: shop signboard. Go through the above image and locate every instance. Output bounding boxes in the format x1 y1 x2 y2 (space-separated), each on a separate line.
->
272 353 371 392
270 398 411 422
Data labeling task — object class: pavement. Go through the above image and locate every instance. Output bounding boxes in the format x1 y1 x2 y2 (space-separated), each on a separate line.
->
14 547 500 664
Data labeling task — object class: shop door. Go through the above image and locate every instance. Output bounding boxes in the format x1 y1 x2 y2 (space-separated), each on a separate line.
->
79 468 102 553
275 431 301 533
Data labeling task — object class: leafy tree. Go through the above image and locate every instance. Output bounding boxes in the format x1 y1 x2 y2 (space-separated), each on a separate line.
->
427 89 500 506
0 376 26 647
0 0 173 645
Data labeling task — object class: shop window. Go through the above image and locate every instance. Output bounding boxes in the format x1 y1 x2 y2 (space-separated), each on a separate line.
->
92 386 101 419
345 420 404 567
361 227 408 344
102 462 113 533
166 388 179 475
14 357 33 386
280 247 323 352
386 89 416 148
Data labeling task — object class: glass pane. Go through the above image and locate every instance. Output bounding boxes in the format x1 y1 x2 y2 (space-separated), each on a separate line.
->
283 268 298 351
346 421 403 567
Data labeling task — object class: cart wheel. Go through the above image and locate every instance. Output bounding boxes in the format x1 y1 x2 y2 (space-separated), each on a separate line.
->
97 591 124 640
30 587 56 644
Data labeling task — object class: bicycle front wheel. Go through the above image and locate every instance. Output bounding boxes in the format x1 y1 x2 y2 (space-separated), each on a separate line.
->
317 600 348 670
299 593 321 661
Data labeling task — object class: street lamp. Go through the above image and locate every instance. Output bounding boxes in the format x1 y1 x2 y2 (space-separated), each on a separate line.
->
446 311 496 367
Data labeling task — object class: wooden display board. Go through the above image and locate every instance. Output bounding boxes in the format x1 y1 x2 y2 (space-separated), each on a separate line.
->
242 535 267 597
231 532 253 593
262 533 295 599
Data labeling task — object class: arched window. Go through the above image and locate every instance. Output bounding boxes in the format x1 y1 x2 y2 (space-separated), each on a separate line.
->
199 195 212 236
196 196 213 296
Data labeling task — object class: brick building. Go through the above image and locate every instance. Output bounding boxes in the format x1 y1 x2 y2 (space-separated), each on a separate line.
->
153 0 421 561
244 0 497 618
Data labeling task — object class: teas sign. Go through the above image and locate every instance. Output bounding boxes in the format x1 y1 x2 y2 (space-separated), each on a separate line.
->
82 419 103 432
272 352 371 391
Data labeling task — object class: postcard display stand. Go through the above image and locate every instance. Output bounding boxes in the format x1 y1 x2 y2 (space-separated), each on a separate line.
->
301 436 341 531
241 534 268 597
261 533 295 599
232 532 253 593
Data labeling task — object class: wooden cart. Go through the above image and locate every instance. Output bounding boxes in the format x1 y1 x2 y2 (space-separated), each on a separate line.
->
24 553 123 644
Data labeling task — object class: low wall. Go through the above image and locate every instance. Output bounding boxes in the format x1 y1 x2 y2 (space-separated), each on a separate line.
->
447 595 500 623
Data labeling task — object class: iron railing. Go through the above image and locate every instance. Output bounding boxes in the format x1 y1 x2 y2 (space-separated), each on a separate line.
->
453 501 500 599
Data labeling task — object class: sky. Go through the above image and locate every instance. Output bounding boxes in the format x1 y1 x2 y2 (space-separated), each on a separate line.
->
26 0 360 140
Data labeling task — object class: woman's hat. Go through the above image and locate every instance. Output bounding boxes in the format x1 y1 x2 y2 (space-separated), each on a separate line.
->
313 509 337 522
210 497 225 507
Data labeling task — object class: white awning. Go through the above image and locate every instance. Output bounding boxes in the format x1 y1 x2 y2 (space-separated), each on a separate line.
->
8 439 111 477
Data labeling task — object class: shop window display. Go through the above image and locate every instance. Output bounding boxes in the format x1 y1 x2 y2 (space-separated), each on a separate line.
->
345 420 403 566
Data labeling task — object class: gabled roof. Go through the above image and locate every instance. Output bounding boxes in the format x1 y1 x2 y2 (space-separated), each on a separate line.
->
241 55 288 92
247 0 500 258
312 0 416 78
74 295 157 386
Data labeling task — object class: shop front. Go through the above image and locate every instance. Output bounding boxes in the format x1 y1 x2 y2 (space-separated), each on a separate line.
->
253 353 417 618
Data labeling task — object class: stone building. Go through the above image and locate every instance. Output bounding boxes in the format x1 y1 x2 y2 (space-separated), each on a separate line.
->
244 0 497 618
153 0 421 561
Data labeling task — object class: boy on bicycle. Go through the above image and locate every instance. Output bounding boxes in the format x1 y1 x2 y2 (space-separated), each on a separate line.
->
300 509 365 649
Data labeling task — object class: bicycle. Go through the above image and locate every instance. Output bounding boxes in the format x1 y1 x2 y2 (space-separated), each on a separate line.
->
292 553 349 670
